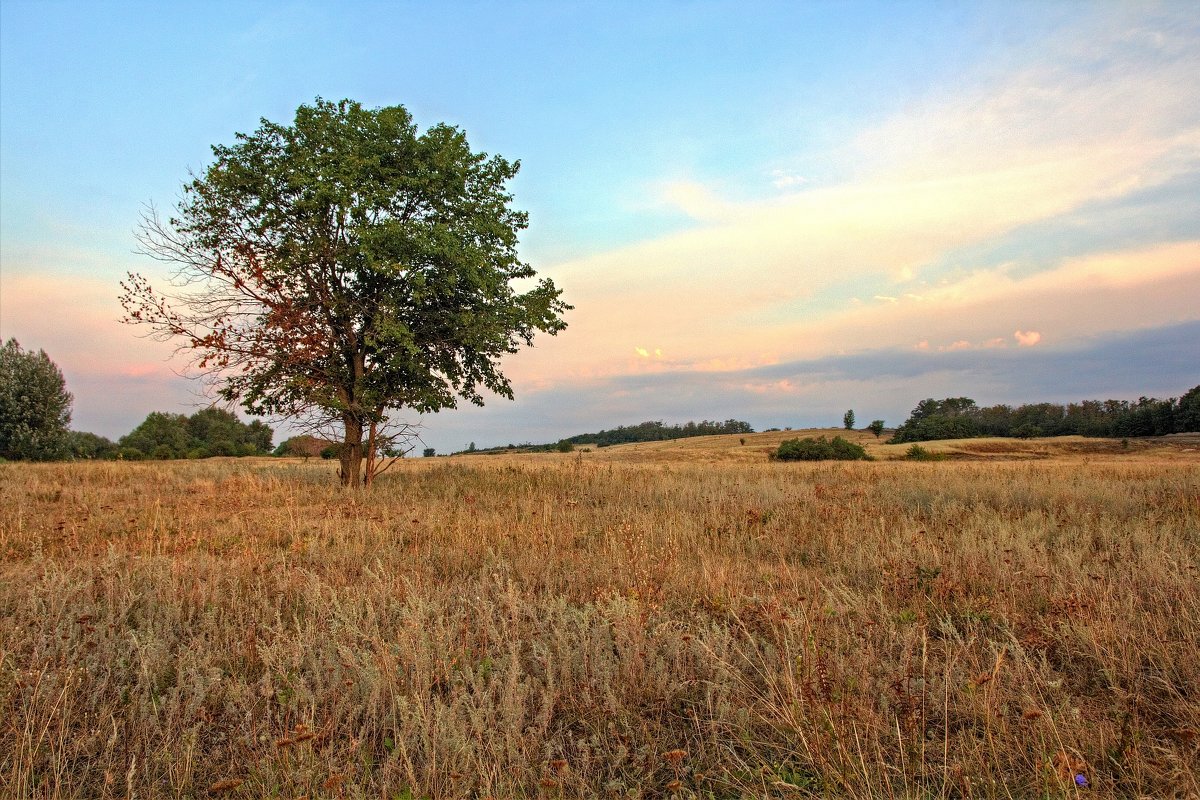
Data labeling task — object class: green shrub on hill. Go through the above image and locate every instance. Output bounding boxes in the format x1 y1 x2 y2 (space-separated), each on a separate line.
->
772 435 870 461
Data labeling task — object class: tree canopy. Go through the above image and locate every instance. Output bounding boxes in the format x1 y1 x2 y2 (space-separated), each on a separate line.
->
122 98 568 485
118 408 273 459
0 339 73 461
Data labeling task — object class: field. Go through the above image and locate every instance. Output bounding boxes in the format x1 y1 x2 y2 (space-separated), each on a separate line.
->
2 431 1198 799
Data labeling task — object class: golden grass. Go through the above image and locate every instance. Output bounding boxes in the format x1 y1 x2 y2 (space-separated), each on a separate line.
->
1 442 1198 798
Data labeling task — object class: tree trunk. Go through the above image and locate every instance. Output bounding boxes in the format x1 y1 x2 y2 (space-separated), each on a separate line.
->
339 414 364 488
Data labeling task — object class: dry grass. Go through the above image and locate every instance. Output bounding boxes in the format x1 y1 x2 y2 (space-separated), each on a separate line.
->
1 441 1198 798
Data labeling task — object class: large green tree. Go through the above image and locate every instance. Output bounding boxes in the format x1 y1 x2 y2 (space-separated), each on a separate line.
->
122 99 569 486
0 339 73 461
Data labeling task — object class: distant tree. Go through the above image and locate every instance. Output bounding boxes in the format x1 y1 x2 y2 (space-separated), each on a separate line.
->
843 409 856 430
423 447 436 458
468 442 477 452
1179 385 1200 432
0 339 73 461
66 431 117 460
563 419 755 447
119 412 191 459
274 434 325 460
555 439 574 453
187 407 273 453
867 420 885 438
121 98 569 487
889 398 980 443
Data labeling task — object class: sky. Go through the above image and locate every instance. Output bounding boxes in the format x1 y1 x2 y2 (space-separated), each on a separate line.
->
1 1 1198 454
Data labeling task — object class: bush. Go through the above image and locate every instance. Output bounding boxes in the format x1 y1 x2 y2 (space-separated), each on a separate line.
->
905 444 945 462
555 440 574 453
118 447 145 461
772 436 870 461
423 447 436 458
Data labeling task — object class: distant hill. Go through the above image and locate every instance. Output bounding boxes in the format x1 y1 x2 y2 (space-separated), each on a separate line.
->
564 419 753 447
451 419 755 455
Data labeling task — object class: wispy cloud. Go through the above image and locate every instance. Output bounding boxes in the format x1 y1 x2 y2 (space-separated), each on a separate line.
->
533 7 1200 393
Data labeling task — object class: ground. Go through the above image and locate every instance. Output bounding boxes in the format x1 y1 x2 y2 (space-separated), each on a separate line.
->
1 431 1197 798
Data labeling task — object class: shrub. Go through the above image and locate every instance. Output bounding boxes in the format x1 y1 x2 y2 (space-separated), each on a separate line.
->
555 440 574 453
423 448 436 458
117 447 144 461
905 444 945 462
773 436 870 461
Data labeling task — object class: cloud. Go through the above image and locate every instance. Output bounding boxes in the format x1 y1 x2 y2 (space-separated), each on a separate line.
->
541 7 1200 381
1014 330 1042 347
770 170 808 189
657 180 733 222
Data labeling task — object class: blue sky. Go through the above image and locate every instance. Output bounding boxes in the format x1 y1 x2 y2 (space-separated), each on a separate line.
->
2 1 1197 453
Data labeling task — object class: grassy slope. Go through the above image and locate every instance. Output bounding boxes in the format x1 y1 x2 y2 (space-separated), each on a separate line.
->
1 438 1198 798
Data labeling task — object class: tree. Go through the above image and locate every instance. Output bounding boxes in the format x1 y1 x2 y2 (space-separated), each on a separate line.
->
0 339 73 461
843 409 855 430
275 435 328 460
867 419 885 438
119 412 191 459
422 447 436 458
889 398 980 443
122 99 569 487
1179 385 1200 432
187 407 273 453
67 431 117 460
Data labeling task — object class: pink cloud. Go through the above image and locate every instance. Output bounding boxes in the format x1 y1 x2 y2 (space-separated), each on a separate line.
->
1014 330 1042 347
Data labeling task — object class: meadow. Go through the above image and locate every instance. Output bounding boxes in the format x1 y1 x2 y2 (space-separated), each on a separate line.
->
2 431 1198 799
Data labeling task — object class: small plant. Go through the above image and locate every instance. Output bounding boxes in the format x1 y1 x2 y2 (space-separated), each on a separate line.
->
772 436 870 461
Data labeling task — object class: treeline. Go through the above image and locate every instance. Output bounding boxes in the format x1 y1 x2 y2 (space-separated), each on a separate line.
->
68 409 274 460
889 386 1200 443
565 419 755 448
